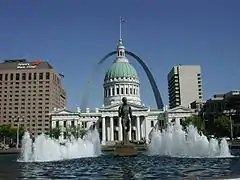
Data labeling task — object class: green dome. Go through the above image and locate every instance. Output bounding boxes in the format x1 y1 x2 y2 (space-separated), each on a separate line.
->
105 62 138 80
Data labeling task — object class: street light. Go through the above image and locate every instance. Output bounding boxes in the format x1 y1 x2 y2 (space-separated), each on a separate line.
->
12 115 24 149
223 109 236 141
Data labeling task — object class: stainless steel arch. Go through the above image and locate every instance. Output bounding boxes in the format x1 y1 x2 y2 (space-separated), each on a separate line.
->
80 51 164 110
125 51 164 110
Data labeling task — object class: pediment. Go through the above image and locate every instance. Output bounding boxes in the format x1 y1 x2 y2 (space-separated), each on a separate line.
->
58 110 73 114
52 109 78 115
167 106 193 113
100 102 148 112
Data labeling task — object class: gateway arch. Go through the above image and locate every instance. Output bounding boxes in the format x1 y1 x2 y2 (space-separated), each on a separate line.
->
80 51 164 110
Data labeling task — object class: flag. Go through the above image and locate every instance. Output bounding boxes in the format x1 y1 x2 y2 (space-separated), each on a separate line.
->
120 17 126 24
59 73 64 78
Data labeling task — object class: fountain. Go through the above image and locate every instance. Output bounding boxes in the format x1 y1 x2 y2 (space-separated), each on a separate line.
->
19 129 101 162
148 123 232 158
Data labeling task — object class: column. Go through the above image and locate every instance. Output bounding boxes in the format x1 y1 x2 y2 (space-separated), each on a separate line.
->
79 121 82 129
110 117 114 141
138 86 140 97
102 117 106 145
141 117 144 140
119 118 123 141
52 120 56 129
137 116 141 141
67 120 71 128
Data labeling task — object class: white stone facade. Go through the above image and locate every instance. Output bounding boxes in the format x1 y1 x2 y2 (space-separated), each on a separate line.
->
166 106 196 125
50 105 195 145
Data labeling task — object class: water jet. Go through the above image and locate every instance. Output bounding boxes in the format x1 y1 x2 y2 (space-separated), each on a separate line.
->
19 129 101 162
148 123 232 158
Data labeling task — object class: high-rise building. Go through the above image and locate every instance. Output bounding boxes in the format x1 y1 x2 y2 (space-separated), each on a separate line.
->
168 65 203 109
0 59 66 135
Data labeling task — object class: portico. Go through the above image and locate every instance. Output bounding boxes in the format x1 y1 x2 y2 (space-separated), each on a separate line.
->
99 103 150 145
101 116 144 142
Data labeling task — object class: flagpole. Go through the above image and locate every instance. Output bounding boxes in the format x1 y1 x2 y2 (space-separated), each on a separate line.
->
120 17 122 40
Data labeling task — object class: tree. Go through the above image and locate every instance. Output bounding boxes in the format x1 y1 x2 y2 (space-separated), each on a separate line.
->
49 127 61 139
181 115 205 135
66 125 87 139
9 126 24 142
0 125 12 144
65 125 73 139
214 116 231 138
48 125 87 140
0 125 25 145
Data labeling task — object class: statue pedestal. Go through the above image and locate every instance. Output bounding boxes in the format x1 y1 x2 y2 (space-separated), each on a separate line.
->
114 144 138 157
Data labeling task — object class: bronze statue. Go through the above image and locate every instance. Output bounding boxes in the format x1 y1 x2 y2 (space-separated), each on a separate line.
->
118 97 133 145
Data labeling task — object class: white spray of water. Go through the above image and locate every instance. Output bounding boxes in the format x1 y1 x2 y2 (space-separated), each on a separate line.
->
19 129 101 162
148 124 232 158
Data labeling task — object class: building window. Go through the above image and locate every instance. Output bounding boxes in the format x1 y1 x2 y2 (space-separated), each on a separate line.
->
126 88 128 94
39 73 43 80
130 88 132 94
0 74 2 81
16 73 20 80
121 87 124 94
33 73 37 80
112 88 115 96
4 74 8 81
108 88 111 97
10 74 13 81
151 121 154 127
28 73 32 80
46 72 50 80
180 118 183 125
22 73 26 80
116 87 119 95
56 121 59 128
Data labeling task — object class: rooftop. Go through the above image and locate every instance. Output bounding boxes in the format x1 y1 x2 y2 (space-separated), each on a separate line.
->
0 59 53 71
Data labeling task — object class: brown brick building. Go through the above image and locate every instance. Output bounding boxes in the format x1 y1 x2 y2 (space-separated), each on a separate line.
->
0 59 66 135
201 90 240 137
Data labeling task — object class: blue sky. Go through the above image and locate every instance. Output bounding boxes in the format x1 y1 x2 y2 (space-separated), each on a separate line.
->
0 0 239 110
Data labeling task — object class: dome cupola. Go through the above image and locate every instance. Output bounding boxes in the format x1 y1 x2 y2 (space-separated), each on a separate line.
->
104 39 138 81
103 39 141 106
